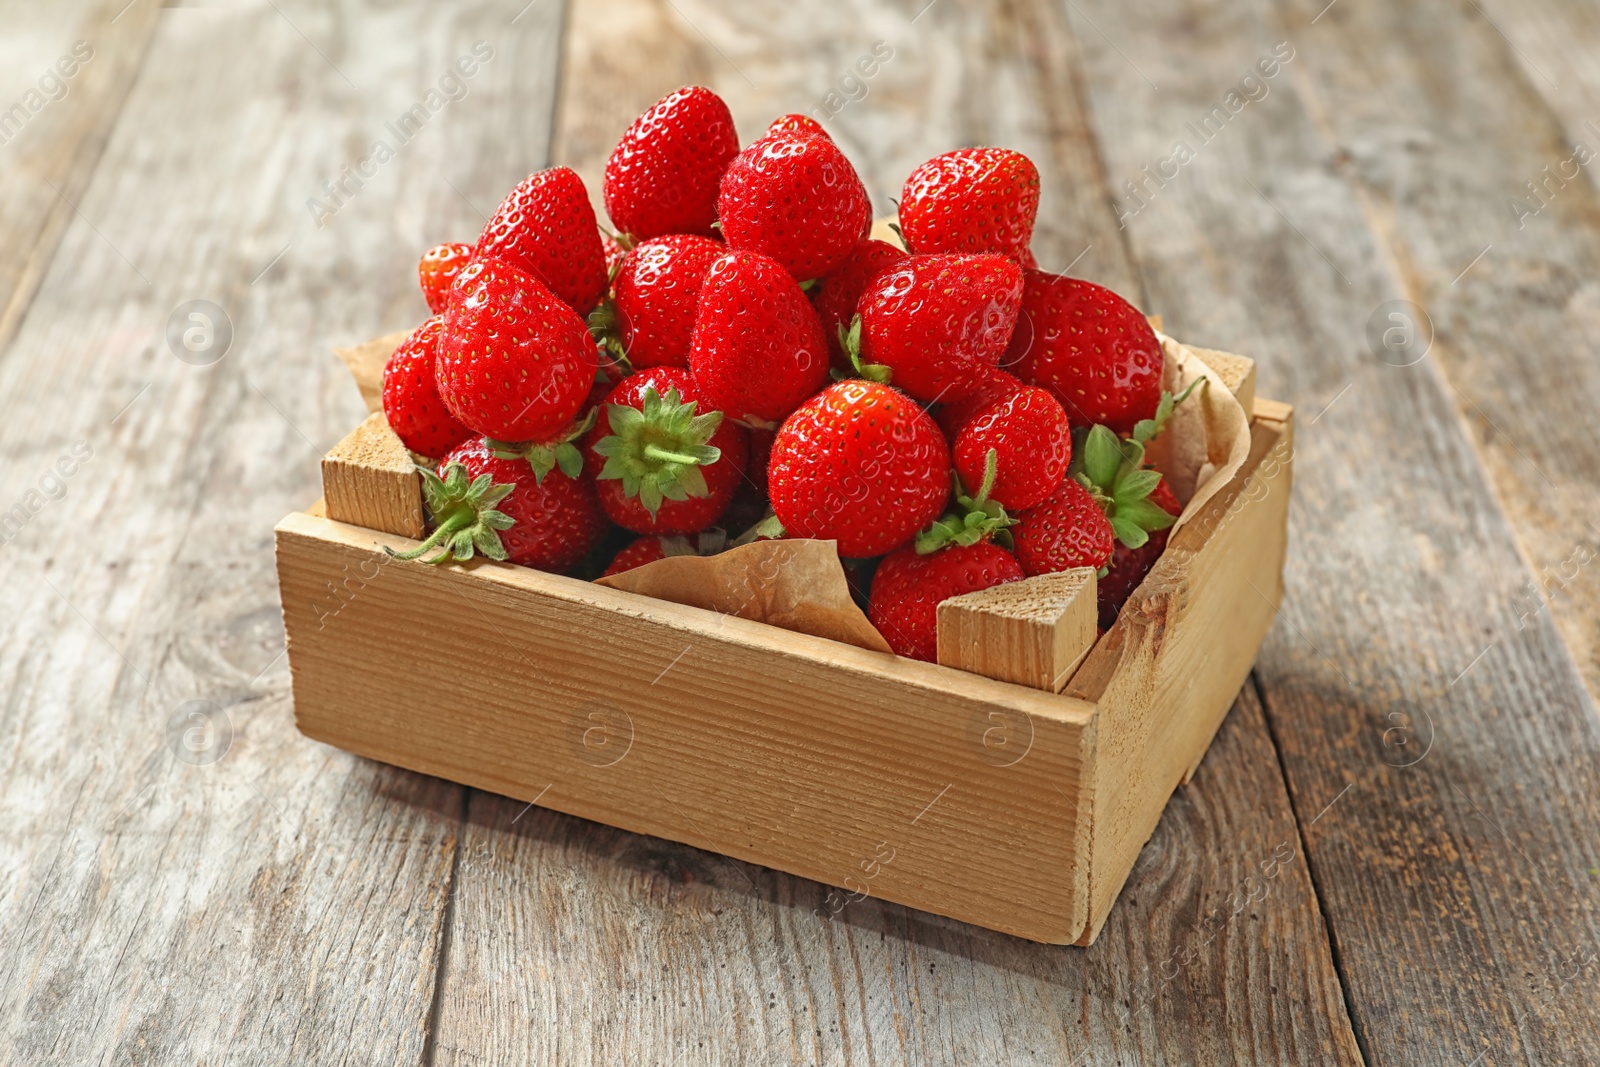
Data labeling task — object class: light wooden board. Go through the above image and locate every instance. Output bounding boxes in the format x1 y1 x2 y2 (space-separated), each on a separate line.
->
0 2 569 1063
321 411 424 538
1068 0 1600 1061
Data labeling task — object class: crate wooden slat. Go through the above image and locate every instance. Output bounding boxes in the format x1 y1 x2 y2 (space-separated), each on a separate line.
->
279 339 1290 943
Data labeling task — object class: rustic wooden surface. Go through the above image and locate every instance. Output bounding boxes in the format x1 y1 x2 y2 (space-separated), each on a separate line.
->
2 0 1596 1063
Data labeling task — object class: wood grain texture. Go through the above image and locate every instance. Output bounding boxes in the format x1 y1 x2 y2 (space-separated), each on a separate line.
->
1067 0 1600 1060
426 0 1360 1063
0 0 161 360
0 1 569 1063
334 329 406 415
938 569 1098 691
321 412 424 538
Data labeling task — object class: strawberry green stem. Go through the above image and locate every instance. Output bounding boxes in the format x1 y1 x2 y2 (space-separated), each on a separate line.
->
387 511 472 563
643 444 702 466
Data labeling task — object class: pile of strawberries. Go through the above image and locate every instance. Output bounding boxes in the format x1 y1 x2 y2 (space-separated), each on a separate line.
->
381 86 1188 661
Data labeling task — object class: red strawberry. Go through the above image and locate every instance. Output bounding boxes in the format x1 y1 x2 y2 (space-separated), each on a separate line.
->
418 242 474 314
381 317 473 458
613 235 724 368
1097 476 1180 629
854 253 1024 403
869 542 1024 661
811 238 908 369
766 114 831 140
718 131 871 280
898 148 1040 263
689 251 830 426
436 258 597 442
604 86 739 240
767 380 950 558
1011 477 1115 576
602 531 723 577
952 386 1071 511
1006 271 1163 435
933 365 1022 438
587 367 748 535
475 167 609 316
386 439 605 572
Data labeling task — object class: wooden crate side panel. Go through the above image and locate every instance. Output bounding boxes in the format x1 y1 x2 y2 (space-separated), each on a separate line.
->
320 412 423 539
275 512 1097 944
1070 406 1294 942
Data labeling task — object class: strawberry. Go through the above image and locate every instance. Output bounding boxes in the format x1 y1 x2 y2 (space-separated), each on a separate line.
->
869 541 1024 661
898 147 1040 263
1011 477 1115 576
418 242 474 314
602 531 724 577
952 385 1071 511
1006 271 1163 435
811 238 907 370
475 167 609 316
436 258 597 442
1073 422 1183 550
766 380 950 558
1097 478 1180 629
587 367 748 534
718 131 871 280
613 235 724 368
689 250 830 426
604 86 739 240
933 365 1022 438
852 253 1024 403
381 316 473 458
766 114 831 140
602 232 629 278
387 439 606 572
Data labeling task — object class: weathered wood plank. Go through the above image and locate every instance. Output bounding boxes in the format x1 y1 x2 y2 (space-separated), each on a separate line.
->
0 2 568 1063
1067 0 1600 1061
0 0 162 360
430 0 1359 1062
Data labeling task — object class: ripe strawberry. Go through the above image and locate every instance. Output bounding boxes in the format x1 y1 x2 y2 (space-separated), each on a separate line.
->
1097 476 1180 629
602 232 629 278
613 235 724 368
766 114 831 140
898 148 1040 263
387 439 606 572
766 380 950 558
869 542 1024 661
436 258 597 442
1073 423 1181 549
933 365 1022 438
604 86 739 240
602 531 723 577
811 238 907 369
587 367 748 535
1006 271 1163 435
718 131 871 280
854 253 1024 403
952 386 1071 511
689 251 830 426
418 242 474 314
475 167 609 316
381 316 473 458
1011 477 1115 576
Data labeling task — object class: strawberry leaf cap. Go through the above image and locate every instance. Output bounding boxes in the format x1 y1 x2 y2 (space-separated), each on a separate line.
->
838 314 892 384
593 386 724 517
1072 424 1177 550
1124 377 1204 466
486 408 598 483
385 461 517 565
915 448 1017 554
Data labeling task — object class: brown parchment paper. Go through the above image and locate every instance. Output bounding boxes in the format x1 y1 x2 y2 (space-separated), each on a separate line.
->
597 538 894 654
1145 332 1252 534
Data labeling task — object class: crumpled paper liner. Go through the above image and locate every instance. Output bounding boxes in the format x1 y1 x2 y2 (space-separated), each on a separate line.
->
1145 332 1252 533
597 538 893 654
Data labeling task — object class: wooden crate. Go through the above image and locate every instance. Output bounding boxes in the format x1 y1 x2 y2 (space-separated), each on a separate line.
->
275 340 1292 945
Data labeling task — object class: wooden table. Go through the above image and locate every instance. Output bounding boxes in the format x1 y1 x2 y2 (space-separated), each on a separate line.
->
4 1 1598 1063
